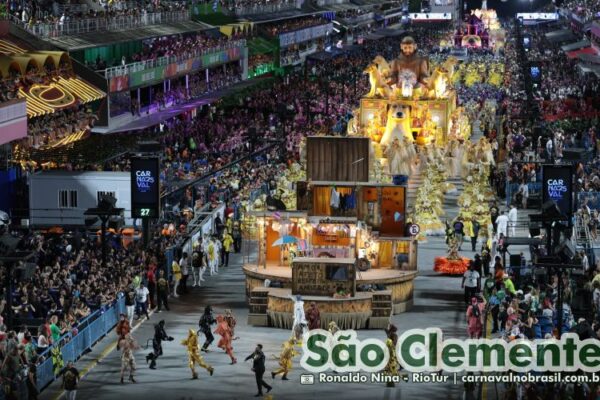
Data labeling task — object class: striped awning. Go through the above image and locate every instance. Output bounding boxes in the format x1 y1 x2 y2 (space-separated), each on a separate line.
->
567 46 598 59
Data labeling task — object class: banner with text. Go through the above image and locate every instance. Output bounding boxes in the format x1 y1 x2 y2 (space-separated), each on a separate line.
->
109 75 130 92
279 23 333 47
126 47 243 89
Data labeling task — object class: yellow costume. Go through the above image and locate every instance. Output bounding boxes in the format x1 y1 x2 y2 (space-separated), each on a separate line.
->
181 329 214 379
271 338 298 380
383 324 399 387
384 338 399 377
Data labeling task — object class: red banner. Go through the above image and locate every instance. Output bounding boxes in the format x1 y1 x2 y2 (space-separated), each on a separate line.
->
109 76 130 92
165 59 193 79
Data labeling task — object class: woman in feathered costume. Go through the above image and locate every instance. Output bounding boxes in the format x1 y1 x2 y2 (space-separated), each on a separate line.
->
386 138 411 176
403 135 417 161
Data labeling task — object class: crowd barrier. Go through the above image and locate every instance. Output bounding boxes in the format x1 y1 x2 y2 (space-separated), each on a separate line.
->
103 40 246 79
36 296 126 391
578 192 600 211
11 10 190 38
223 2 298 16
505 182 542 207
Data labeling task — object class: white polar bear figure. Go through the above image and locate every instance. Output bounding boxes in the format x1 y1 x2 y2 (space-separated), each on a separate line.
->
380 103 413 148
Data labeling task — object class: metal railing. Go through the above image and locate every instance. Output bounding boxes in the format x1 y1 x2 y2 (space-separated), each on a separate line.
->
56 4 91 15
103 39 246 78
504 182 542 207
36 295 126 391
222 1 298 16
574 213 590 246
316 0 348 5
11 10 191 38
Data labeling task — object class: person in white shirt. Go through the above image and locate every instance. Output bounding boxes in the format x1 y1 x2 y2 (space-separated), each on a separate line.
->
508 204 518 237
135 283 150 319
546 138 553 160
37 328 49 351
179 252 190 294
581 251 589 274
213 237 222 273
59 13 66 32
461 264 480 305
495 211 509 239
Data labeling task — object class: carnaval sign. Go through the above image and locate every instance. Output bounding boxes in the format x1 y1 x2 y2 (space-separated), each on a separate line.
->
130 157 160 218
542 165 573 217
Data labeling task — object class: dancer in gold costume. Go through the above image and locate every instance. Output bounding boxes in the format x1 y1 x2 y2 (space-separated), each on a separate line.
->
383 324 399 387
181 329 214 379
271 338 298 380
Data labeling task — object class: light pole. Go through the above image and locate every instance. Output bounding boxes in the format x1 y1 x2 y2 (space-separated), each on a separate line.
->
84 195 124 269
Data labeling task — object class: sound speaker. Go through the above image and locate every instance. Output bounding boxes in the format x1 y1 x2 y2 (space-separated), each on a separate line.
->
138 141 161 153
541 200 561 218
98 193 117 210
555 239 576 260
510 255 522 267
563 148 592 162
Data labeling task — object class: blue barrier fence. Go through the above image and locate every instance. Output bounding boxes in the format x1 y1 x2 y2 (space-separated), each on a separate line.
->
36 296 126 391
577 192 600 211
505 182 542 206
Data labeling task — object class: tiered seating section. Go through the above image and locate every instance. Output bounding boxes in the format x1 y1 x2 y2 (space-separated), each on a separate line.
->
0 39 105 117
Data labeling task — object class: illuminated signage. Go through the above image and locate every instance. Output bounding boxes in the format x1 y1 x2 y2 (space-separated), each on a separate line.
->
542 165 573 217
131 157 160 218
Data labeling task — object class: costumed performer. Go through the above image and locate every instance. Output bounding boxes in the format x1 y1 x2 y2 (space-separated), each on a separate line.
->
199 305 216 352
214 315 237 364
290 295 307 342
119 333 140 384
224 308 239 340
271 338 298 380
181 329 215 379
383 324 400 387
115 313 131 350
146 319 174 369
386 138 411 176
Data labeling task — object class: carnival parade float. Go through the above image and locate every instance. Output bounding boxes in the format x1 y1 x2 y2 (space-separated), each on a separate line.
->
240 33 499 325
